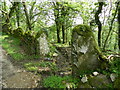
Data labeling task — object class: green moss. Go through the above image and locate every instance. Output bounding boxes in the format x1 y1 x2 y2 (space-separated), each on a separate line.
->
2 23 12 34
24 30 35 42
12 27 24 37
22 30 39 55
24 61 58 72
71 24 108 76
73 24 107 62
11 53 25 61
88 75 110 88
114 77 120 88
73 24 93 36
35 30 44 39
0 33 40 61
2 24 40 55
78 82 92 88
0 34 24 61
43 75 79 88
26 66 38 71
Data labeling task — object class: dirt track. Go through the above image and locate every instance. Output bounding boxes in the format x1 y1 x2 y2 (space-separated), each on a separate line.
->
0 46 40 88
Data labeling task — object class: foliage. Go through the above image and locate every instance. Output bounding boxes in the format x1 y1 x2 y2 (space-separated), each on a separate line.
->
12 27 24 37
26 66 38 72
98 57 120 76
0 33 40 61
43 75 79 88
3 25 40 55
1 1 120 88
21 30 40 55
2 23 12 34
0 33 23 61
54 43 69 47
43 75 65 88
109 57 120 74
24 61 58 72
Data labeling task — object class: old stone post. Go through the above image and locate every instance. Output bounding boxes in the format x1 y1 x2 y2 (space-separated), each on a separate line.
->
71 24 102 76
38 33 50 56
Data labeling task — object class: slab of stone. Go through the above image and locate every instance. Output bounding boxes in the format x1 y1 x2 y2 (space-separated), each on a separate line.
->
71 24 101 75
78 82 92 88
88 74 111 88
38 33 50 55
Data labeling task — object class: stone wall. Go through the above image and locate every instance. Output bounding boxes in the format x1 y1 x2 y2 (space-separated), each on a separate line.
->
2 23 50 56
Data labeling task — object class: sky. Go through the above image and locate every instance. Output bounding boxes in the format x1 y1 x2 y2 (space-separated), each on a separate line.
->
1 0 117 2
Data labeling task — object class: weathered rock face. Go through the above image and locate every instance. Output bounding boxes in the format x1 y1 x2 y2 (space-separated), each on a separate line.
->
78 82 92 88
71 24 101 75
89 74 111 88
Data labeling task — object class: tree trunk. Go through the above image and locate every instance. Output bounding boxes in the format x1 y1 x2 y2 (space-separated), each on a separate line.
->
62 24 65 44
15 2 20 27
118 1 120 50
56 19 61 43
5 2 19 23
29 2 36 29
22 2 32 31
95 1 104 47
103 2 119 50
61 6 65 44
53 2 61 43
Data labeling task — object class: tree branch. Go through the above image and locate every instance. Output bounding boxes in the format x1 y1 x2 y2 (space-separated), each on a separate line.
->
103 1 119 50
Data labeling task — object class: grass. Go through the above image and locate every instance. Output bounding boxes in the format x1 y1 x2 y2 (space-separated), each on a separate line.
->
24 61 58 72
54 43 70 47
43 75 79 88
0 32 40 61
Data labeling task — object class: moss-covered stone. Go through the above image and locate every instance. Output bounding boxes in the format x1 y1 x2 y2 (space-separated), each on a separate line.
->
88 74 111 88
38 33 50 55
35 30 44 39
78 82 92 88
113 76 120 88
2 23 12 34
2 23 40 56
12 27 24 37
20 30 39 55
71 24 106 76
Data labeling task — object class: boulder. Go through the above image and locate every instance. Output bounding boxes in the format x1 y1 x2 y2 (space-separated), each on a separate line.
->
78 82 92 88
113 76 120 88
88 74 111 88
71 24 102 76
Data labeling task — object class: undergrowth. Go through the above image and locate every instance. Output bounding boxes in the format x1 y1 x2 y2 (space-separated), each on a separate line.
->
24 61 58 72
0 32 40 61
43 75 79 88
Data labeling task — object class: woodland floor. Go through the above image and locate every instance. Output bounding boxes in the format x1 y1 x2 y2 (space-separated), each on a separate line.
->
1 44 72 88
1 33 119 88
1 46 41 88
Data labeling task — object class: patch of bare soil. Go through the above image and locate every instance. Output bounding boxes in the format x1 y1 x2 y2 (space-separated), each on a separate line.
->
5 72 40 88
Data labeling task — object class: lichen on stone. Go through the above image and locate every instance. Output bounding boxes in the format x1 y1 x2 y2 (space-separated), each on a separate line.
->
71 24 103 76
73 24 93 37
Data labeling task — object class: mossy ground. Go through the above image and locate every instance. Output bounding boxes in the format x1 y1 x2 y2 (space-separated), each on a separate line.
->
1 30 119 88
0 32 40 61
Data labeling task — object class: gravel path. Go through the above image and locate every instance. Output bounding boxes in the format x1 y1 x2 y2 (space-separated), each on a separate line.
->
0 46 40 88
